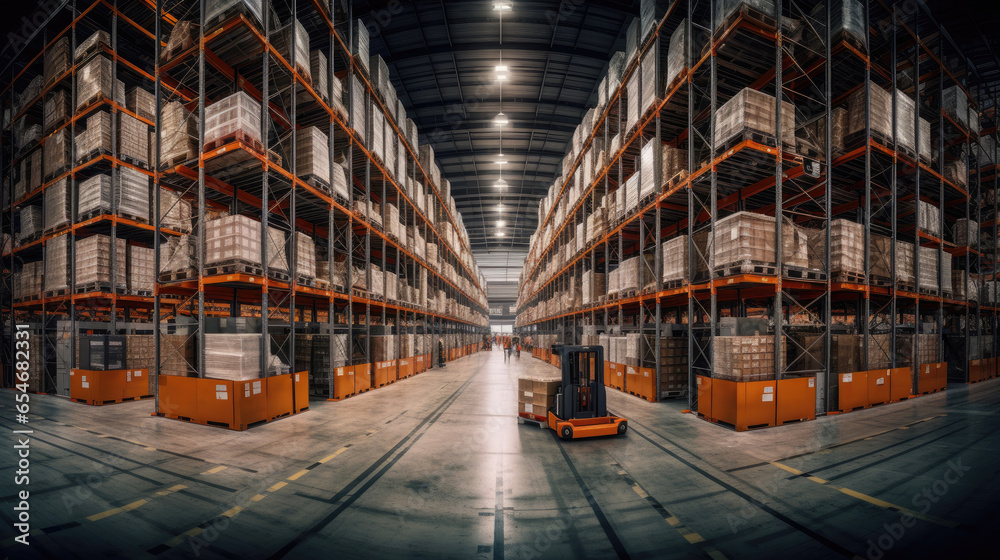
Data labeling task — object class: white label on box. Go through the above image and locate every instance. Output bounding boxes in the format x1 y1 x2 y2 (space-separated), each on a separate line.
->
808 378 815 388
876 377 885 385
245 385 251 398
925 365 930 374
644 371 650 377
217 390 228 400
524 403 533 413
81 375 87 383
697 377 701 385
253 381 262 395
843 373 852 383
295 374 300 382
524 391 533 398
336 368 344 377
126 372 132 382
764 386 773 394
134 370 142 377
762 394 774 402
81 381 90 389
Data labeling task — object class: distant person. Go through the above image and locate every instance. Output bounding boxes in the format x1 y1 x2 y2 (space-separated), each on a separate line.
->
503 337 512 363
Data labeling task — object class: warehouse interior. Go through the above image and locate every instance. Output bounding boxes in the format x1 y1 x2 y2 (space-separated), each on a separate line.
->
1 0 999 558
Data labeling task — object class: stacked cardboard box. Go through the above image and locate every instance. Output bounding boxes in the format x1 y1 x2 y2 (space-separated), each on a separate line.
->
129 245 155 293
271 17 310 80
160 235 194 276
44 36 70 86
713 335 784 382
661 235 689 284
517 375 560 417
78 175 112 216
126 335 156 394
205 91 261 147
43 90 70 134
294 232 316 280
75 234 127 289
828 219 865 277
161 101 198 166
711 212 808 272
714 88 795 149
75 111 112 161
15 261 44 301
945 160 967 188
953 218 979 248
309 50 329 104
293 126 330 186
118 113 149 167
917 200 941 238
76 56 124 110
205 334 261 380
44 129 70 179
160 334 195 376
126 86 155 121
45 234 70 292
75 30 109 61
655 335 688 395
159 188 192 232
43 178 70 231
116 167 150 221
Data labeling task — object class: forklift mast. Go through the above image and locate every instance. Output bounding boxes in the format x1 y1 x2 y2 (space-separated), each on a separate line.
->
553 345 607 420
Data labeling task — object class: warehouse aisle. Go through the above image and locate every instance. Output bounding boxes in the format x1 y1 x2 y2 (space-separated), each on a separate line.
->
1 354 998 559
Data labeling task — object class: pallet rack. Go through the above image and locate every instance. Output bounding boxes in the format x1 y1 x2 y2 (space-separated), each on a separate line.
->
2 0 490 427
514 0 999 430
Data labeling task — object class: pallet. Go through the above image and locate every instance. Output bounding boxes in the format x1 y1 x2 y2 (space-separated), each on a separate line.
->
661 279 688 290
43 288 70 298
75 40 110 65
77 147 112 166
844 129 893 152
42 223 70 236
301 174 331 194
869 274 892 287
783 266 826 281
44 116 70 136
119 155 149 170
206 2 263 32
896 282 918 293
44 166 71 182
517 412 548 427
716 129 781 154
158 270 195 283
203 260 264 278
351 287 367 299
831 271 866 284
268 270 291 282
74 282 114 294
159 151 196 170
124 289 154 297
775 416 812 427
119 211 151 225
204 130 264 156
715 262 777 277
295 275 317 288
71 394 153 406
715 3 777 39
663 169 688 191
659 390 688 399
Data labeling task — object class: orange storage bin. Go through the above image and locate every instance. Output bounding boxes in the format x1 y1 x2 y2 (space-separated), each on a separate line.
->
293 371 309 412
398 358 412 378
355 363 372 392
776 376 815 425
837 371 867 411
917 362 946 394
157 374 200 418
888 367 912 402
266 374 294 420
234 378 268 427
711 378 777 431
332 365 355 399
374 361 392 387
196 379 237 426
696 375 713 419
637 367 656 401
624 365 640 395
123 369 151 399
867 369 891 406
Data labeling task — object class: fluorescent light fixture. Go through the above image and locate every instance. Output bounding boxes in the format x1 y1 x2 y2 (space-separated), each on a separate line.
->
495 179 508 189
493 112 508 127
497 204 504 212
497 220 506 228
496 231 506 237
496 154 507 165
493 2 512 11
495 65 509 80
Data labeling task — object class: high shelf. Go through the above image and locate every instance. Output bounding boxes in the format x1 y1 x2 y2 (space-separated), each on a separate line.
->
514 0 998 430
2 0 489 427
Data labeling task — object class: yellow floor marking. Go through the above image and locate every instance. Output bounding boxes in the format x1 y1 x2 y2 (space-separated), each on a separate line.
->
771 462 959 528
682 531 706 544
251 494 266 502
319 447 349 463
221 506 242 518
665 516 680 527
166 527 203 547
268 481 287 492
155 484 188 496
85 499 146 522
632 484 649 499
287 469 310 481
201 465 227 475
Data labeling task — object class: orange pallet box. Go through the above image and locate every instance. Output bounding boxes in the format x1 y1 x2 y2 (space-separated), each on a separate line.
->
266 373 294 420
867 369 891 406
887 367 913 402
355 363 373 392
603 361 612 388
624 365 640 396
399 358 412 378
776 376 815 426
233 378 268 428
332 365 356 400
293 371 309 413
837 371 868 411
123 369 151 399
917 362 947 395
195 379 237 426
637 367 656 402
157 374 200 419
696 375 713 420
711 378 777 431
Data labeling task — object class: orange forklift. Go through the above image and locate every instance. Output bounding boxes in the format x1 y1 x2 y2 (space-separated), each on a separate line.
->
547 345 628 439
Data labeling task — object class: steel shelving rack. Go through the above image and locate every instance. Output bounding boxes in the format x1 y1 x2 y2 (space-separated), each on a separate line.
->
514 0 998 429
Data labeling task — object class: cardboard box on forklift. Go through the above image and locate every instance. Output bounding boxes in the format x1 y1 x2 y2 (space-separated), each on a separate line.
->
517 376 561 415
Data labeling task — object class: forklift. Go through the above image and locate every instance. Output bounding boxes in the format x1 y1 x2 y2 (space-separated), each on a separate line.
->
547 345 627 439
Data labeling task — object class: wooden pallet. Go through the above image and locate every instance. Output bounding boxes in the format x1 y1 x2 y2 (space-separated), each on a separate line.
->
268 270 291 282
295 275 317 288
71 394 153 406
517 413 548 428
75 40 110 65
869 274 892 287
159 270 194 283
43 288 70 298
159 151 196 170
659 390 688 399
831 271 866 284
663 169 688 191
897 281 918 293
42 223 70 236
44 116 69 135
204 260 264 278
74 282 114 294
77 148 112 166
119 211 151 225
717 129 781 154
783 266 827 281
44 166 71 182
204 130 264 155
715 262 777 277
844 129 893 152
301 174 331 194
124 289 154 297
775 416 812 427
119 155 149 170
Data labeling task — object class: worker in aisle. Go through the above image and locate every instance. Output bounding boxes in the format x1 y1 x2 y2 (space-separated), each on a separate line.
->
503 336 512 363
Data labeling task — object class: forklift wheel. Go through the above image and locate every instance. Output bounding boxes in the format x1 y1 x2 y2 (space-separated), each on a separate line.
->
617 421 628 435
560 425 573 439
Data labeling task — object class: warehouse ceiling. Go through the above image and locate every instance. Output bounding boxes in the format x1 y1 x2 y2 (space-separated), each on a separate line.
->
356 0 639 290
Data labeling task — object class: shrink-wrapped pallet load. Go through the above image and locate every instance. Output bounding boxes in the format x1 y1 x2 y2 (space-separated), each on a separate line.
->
44 36 70 86
43 90 70 134
710 212 807 273
44 128 71 179
662 235 690 284
714 88 794 149
204 91 262 147
294 232 317 280
117 167 151 221
126 86 155 121
161 101 199 167
43 178 70 231
205 334 261 380
271 17 310 81
828 219 865 278
75 234 127 290
78 174 113 217
45 234 70 293
129 245 155 294
75 111 112 162
713 335 784 382
118 112 149 167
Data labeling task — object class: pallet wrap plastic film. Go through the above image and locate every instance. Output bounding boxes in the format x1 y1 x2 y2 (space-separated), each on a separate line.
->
665 20 688 89
914 245 941 293
353 19 370 73
294 232 316 280
126 86 155 121
205 91 261 147
44 128 70 179
43 178 70 231
713 335 785 382
159 188 192 232
847 81 893 142
14 261 42 301
370 55 391 101
271 18 310 82
662 235 690 284
75 234 126 289
640 44 658 118
74 29 108 61
953 218 979 248
293 126 330 186
206 0 262 26
161 101 199 166
917 200 941 238
43 90 70 134
159 235 193 275
370 264 384 297
640 138 661 200
205 334 261 381
75 111 112 162
625 333 641 367
710 212 808 272
715 88 794 149
78 174 112 216
944 160 967 188
893 90 916 154
351 75 366 143
715 0 775 26
44 36 70 86
825 219 865 277
76 56 114 110
116 167 149 221
129 245 154 293
372 336 395 362
331 161 350 199
385 271 398 301
119 113 149 167
44 234 70 292
942 85 974 132
801 107 848 155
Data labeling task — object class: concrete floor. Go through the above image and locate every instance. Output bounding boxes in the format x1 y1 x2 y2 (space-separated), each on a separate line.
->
1 349 998 559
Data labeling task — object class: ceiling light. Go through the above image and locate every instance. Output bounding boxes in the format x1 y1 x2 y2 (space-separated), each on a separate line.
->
494 112 508 127
496 231 506 237
496 154 507 165
493 2 512 11
495 65 509 81
497 220 506 228
497 204 504 212
495 179 508 189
